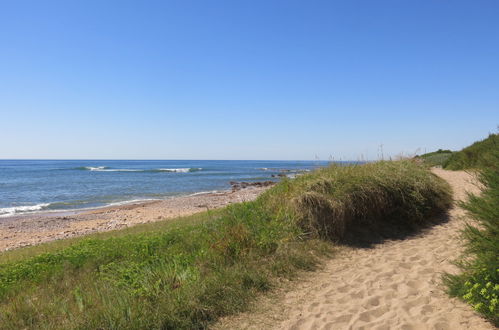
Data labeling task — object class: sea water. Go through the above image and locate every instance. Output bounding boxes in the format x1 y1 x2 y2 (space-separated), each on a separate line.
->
0 159 339 217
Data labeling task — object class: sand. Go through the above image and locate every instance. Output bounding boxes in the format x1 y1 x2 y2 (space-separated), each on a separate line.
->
0 186 269 251
216 168 494 329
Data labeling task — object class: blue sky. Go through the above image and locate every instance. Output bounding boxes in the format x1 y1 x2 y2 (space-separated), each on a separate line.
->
0 1 498 160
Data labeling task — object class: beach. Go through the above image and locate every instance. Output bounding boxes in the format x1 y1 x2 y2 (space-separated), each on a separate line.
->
0 185 270 251
0 159 323 251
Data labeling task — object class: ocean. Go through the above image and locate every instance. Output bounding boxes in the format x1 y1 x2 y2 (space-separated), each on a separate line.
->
0 159 336 217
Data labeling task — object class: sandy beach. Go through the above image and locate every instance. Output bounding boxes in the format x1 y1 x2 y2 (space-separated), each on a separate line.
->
216 168 495 329
0 186 270 251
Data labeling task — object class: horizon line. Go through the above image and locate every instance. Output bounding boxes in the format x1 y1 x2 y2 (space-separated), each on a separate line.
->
0 158 361 162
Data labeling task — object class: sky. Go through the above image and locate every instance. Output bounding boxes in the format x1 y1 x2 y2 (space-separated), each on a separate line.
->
0 0 498 160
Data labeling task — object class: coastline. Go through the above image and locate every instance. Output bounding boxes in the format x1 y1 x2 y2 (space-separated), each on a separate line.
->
0 186 271 252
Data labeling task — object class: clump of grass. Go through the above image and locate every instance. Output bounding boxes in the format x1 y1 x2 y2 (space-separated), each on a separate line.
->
444 133 499 170
444 152 499 326
260 160 452 243
0 160 451 329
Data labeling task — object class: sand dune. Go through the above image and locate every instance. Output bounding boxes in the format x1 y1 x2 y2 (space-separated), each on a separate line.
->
217 169 493 329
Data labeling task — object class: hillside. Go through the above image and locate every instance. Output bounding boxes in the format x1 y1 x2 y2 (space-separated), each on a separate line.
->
416 149 453 167
444 133 499 170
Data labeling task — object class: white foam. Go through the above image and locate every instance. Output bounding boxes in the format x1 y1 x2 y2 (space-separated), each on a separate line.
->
99 169 142 172
157 168 201 173
85 167 141 172
0 203 51 217
82 167 202 173
85 166 107 171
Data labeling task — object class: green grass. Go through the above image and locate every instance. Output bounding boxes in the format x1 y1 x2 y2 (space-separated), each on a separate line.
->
260 160 452 243
444 151 499 326
444 133 499 170
0 160 452 329
415 149 453 167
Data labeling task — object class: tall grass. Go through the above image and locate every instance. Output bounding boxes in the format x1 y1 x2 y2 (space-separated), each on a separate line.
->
261 160 452 244
415 149 453 167
0 160 451 329
445 152 499 326
444 133 498 170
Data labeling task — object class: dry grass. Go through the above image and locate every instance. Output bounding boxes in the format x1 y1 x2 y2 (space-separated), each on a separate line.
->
261 160 452 244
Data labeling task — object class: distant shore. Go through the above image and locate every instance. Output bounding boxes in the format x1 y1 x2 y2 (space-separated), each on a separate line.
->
0 185 271 251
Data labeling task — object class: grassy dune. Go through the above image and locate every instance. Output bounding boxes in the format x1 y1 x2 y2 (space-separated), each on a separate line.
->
416 149 453 167
0 160 451 329
444 133 498 170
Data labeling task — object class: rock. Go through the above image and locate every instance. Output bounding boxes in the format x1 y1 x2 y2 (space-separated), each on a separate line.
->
230 181 275 192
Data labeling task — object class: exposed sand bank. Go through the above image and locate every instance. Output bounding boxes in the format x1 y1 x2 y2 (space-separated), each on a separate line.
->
0 186 269 251
216 169 494 329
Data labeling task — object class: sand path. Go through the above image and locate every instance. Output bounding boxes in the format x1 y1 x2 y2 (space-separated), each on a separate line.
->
218 169 493 329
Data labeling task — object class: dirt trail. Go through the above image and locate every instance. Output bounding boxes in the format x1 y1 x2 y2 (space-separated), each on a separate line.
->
217 169 493 329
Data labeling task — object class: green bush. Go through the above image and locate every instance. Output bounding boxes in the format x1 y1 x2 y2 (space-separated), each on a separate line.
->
445 152 499 326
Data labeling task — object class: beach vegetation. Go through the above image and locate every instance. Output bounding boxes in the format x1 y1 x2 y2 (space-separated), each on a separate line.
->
0 160 452 329
444 150 499 326
415 149 453 167
444 133 499 170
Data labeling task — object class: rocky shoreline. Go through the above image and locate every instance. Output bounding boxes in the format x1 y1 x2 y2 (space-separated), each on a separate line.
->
229 180 275 192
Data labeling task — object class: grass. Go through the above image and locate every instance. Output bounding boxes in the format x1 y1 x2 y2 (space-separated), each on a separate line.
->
444 133 499 170
415 149 453 167
0 160 452 329
260 160 452 244
444 151 499 326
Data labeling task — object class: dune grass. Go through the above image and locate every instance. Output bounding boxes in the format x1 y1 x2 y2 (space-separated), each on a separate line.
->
444 133 498 170
260 160 452 243
445 152 499 326
0 160 451 329
416 149 453 167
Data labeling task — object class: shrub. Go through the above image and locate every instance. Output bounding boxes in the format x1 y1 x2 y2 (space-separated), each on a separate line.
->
445 152 499 326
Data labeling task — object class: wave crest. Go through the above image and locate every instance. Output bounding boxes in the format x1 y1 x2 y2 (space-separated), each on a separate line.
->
155 168 202 173
0 203 51 217
74 166 110 171
75 166 202 173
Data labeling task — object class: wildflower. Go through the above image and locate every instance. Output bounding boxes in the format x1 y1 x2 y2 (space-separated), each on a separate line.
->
474 302 484 312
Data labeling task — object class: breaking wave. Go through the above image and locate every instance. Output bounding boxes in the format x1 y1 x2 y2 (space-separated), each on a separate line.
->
0 203 51 217
155 168 202 173
74 167 202 173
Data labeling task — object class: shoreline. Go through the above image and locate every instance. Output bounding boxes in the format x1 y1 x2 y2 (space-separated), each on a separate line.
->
0 185 271 252
0 189 227 221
